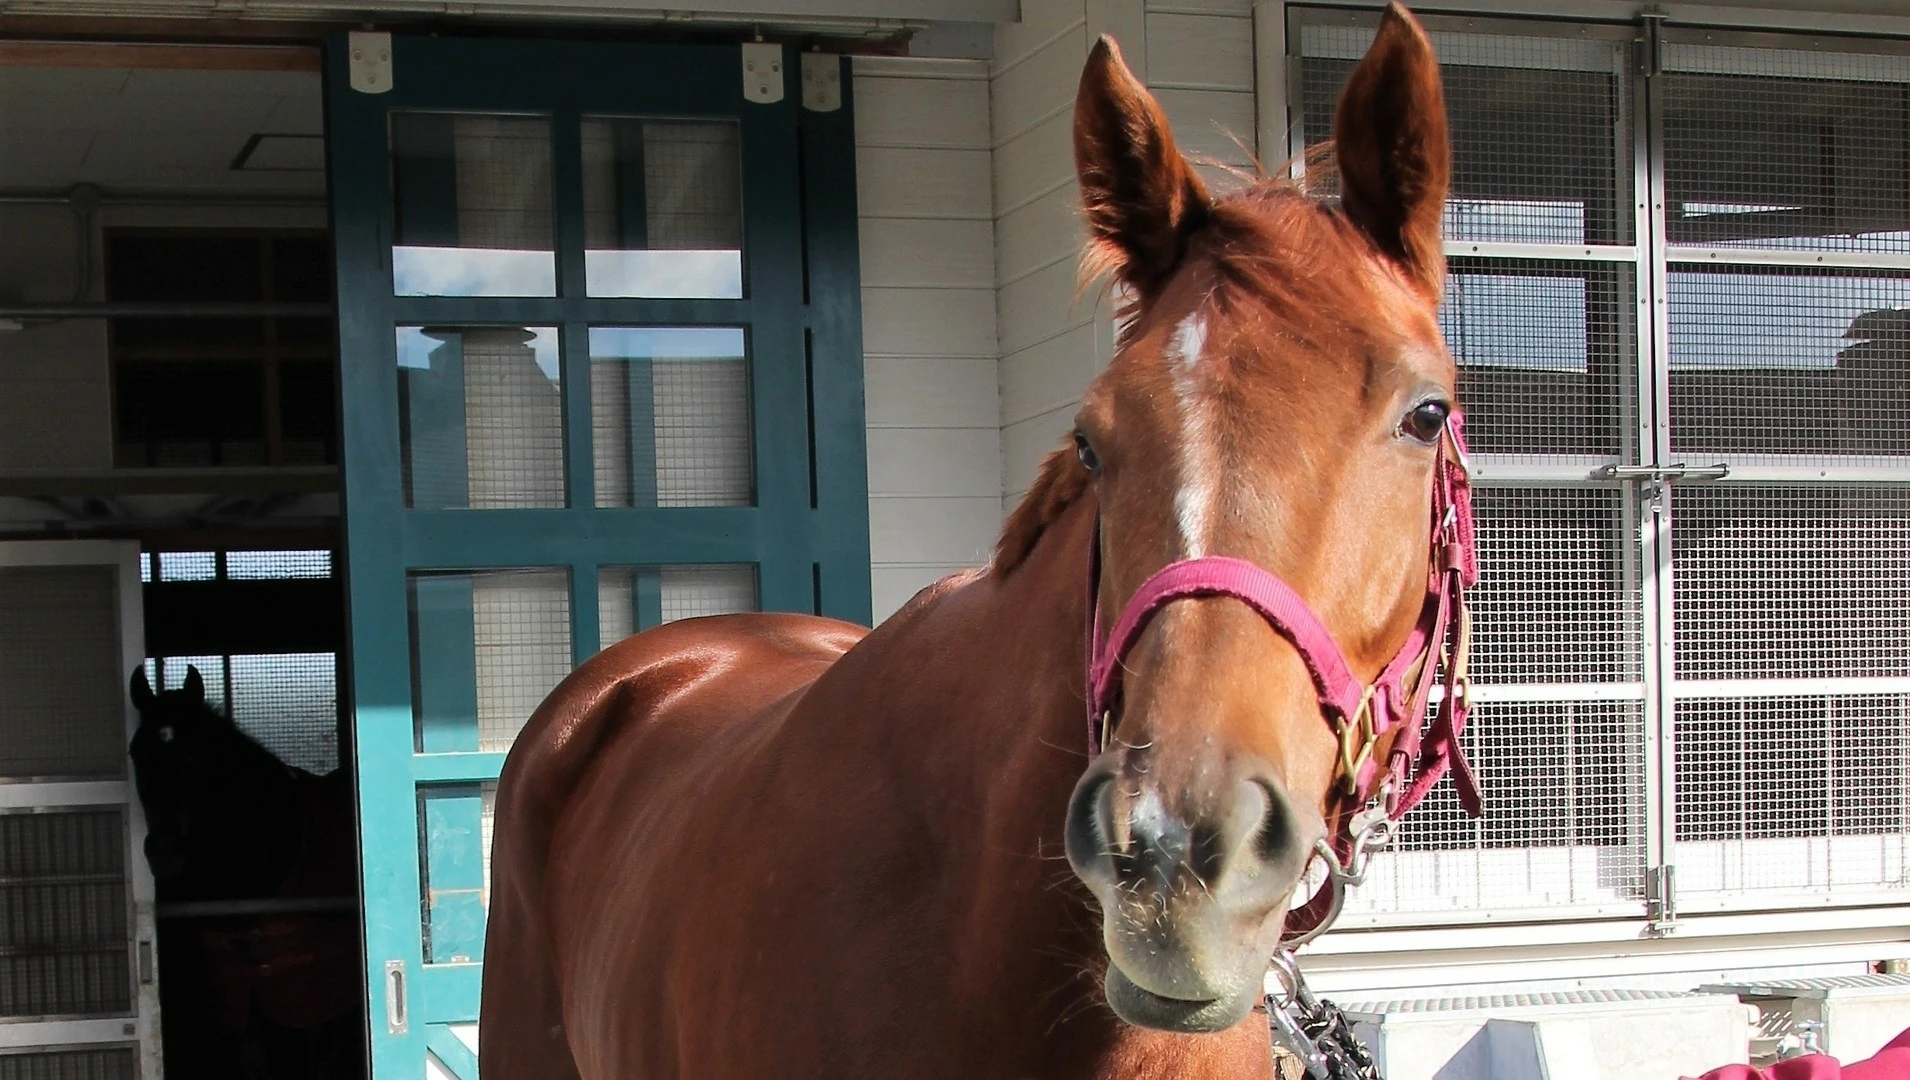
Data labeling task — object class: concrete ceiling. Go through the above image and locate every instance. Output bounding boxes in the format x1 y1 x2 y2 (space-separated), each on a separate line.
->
0 62 324 196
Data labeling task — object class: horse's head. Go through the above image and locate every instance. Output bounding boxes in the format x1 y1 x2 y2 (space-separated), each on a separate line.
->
1053 4 1455 1033
129 664 224 881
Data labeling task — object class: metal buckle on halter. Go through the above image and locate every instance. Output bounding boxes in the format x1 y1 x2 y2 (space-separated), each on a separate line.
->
1334 686 1378 798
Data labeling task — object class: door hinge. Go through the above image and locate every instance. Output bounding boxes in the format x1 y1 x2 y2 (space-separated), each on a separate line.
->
348 31 394 95
1638 8 1665 77
742 42 785 105
801 52 842 112
1645 865 1677 936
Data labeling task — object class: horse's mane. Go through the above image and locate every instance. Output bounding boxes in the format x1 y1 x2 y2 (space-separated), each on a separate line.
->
992 155 1376 578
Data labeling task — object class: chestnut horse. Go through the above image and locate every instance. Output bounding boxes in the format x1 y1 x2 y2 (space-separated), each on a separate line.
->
482 6 1462 1077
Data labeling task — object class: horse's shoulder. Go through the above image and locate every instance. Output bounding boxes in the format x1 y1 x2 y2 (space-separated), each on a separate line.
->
496 613 866 823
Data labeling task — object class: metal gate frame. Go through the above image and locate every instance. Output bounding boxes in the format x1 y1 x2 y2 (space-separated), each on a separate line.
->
1288 6 1910 932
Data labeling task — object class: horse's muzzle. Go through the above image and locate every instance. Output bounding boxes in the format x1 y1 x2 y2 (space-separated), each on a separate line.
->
1064 756 1319 1033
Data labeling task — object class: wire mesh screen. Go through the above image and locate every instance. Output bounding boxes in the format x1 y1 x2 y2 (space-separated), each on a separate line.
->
1346 699 1648 916
0 566 127 779
598 565 760 652
0 809 132 1017
1440 257 1636 458
389 113 556 297
1675 695 1909 897
398 326 566 510
1668 266 1910 460
590 327 753 508
454 116 554 251
1661 47 1910 253
1465 488 1643 685
1673 487 1910 680
1299 23 1633 245
0 1049 136 1080
150 655 338 774
580 119 744 299
473 570 571 752
230 653 338 775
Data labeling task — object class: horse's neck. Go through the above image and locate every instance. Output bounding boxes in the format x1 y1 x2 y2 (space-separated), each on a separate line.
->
853 498 1270 1077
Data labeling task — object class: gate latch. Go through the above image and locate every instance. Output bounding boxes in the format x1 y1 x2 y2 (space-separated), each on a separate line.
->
1593 463 1731 482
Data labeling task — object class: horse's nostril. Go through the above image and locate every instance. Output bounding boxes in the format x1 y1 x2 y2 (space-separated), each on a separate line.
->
1251 776 1299 868
1065 767 1119 886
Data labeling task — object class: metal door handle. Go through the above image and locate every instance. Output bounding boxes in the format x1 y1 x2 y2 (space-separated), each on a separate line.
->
1593 462 1730 482
385 959 408 1034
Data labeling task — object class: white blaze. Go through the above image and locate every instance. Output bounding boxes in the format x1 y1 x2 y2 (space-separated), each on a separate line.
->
1169 312 1216 556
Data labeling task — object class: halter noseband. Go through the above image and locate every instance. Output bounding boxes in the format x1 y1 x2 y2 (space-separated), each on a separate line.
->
1084 413 1482 944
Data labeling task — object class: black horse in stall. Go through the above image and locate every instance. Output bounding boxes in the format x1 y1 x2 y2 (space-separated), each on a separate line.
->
129 666 365 1080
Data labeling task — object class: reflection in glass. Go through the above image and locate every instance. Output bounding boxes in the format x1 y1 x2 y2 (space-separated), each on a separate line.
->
582 119 744 298
397 326 564 510
420 784 487 963
597 565 759 651
590 327 752 508
408 568 572 754
391 114 557 297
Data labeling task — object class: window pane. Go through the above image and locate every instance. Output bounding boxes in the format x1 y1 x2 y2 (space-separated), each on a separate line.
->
397 326 565 510
582 119 744 298
589 327 752 508
408 568 571 753
419 784 487 964
597 564 758 652
390 113 556 297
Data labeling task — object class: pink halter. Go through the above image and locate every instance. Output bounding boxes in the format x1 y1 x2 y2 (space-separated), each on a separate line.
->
1085 414 1482 942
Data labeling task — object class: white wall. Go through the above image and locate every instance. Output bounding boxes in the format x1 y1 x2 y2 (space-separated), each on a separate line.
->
991 0 1258 507
853 56 1006 623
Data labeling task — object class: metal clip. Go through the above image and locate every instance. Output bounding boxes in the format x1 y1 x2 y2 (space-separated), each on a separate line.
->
1268 951 1332 1080
1284 797 1397 949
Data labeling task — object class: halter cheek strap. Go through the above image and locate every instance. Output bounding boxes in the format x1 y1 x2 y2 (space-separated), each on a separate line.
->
1084 414 1482 944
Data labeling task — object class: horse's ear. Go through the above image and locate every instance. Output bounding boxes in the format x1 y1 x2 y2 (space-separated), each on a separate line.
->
1333 3 1450 298
1074 35 1211 299
183 665 205 701
130 668 154 710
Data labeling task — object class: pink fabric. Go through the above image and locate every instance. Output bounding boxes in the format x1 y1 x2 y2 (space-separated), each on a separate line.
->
1685 1029 1910 1080
1082 413 1484 941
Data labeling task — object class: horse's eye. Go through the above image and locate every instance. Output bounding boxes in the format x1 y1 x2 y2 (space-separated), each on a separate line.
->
1074 430 1101 474
1400 400 1450 445
158 726 174 743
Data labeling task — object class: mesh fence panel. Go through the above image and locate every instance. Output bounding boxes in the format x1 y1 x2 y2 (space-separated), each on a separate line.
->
1444 257 1636 458
1467 488 1643 685
1668 267 1910 460
1673 487 1910 680
1299 24 1633 245
0 566 127 779
0 1049 136 1080
1661 48 1910 253
230 653 339 775
0 810 131 1017
1347 699 1647 915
